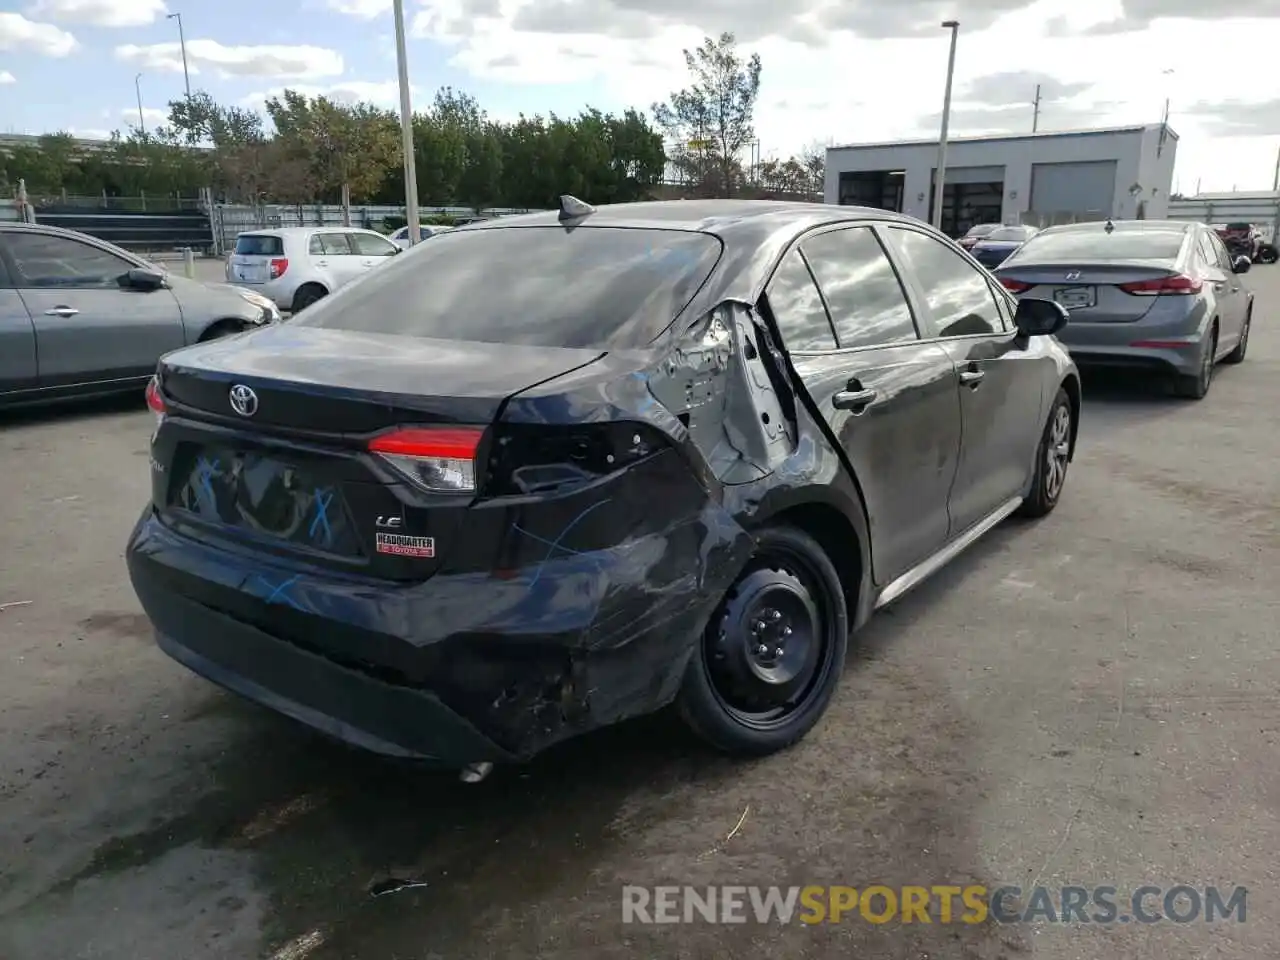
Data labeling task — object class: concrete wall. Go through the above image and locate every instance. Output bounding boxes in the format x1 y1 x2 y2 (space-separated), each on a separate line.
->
825 126 1176 224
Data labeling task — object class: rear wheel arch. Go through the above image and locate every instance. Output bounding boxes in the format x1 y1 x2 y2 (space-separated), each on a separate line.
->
1060 373 1081 459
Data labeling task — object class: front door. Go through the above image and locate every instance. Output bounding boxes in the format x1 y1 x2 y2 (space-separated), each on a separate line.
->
1203 230 1248 349
884 225 1046 534
1 230 186 387
762 227 962 586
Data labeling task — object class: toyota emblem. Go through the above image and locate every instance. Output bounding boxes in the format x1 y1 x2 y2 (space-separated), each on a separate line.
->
229 384 258 417
1065 271 1082 281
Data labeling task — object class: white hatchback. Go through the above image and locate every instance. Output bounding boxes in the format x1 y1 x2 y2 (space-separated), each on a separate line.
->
224 227 401 312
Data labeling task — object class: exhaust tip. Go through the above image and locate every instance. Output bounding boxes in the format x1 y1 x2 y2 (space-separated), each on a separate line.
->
459 761 494 784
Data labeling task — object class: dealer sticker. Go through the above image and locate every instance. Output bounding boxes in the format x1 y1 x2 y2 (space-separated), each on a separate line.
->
376 533 436 558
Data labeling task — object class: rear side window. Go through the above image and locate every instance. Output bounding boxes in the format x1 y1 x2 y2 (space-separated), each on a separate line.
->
765 249 837 352
289 226 723 350
310 233 353 256
801 227 919 349
1015 229 1186 261
234 234 283 256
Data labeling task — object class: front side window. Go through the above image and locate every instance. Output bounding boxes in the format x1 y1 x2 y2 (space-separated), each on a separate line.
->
350 232 398 257
310 233 353 256
800 227 919 349
889 228 1003 338
764 249 837 352
4 232 135 288
290 226 723 350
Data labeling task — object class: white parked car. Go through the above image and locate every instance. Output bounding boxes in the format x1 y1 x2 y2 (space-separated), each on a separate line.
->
224 227 400 312
389 224 452 249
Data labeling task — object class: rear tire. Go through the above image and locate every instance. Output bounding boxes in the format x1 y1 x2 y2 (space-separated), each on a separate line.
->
1016 387 1072 519
1173 325 1217 399
678 525 849 758
292 284 327 312
1224 308 1251 364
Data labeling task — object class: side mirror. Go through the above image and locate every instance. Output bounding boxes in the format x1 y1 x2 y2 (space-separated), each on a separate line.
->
120 266 166 290
1232 256 1251 274
1014 297 1069 337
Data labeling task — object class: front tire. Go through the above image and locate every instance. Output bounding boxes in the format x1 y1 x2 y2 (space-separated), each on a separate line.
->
678 525 849 757
1017 387 1072 519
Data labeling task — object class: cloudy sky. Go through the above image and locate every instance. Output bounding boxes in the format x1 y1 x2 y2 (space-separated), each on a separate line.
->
2 0 1280 193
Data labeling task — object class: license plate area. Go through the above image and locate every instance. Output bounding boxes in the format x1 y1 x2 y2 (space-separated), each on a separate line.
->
169 444 363 557
1054 285 1095 309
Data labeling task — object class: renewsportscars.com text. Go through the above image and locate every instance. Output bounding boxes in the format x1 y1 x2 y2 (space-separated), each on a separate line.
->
621 885 1248 925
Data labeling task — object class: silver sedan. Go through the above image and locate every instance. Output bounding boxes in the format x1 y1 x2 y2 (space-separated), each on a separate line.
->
993 219 1253 399
1 223 280 409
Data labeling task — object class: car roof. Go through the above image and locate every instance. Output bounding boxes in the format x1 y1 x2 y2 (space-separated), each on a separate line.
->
240 226 381 237
1038 219 1193 236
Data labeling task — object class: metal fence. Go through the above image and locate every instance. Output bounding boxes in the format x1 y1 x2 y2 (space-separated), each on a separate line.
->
1166 194 1280 241
208 203 549 254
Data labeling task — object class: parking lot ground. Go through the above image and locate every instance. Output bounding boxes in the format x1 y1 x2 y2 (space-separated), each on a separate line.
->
2 271 1279 959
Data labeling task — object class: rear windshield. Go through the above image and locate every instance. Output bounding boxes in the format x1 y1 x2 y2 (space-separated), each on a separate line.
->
289 225 723 349
966 224 997 237
235 234 284 256
1013 229 1186 262
1226 222 1252 231
987 227 1032 241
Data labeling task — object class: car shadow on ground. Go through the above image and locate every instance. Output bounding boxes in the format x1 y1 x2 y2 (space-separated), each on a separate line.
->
10 523 1037 960
0 391 147 430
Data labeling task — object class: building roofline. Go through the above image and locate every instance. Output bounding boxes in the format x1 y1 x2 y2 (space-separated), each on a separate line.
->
827 124 1178 152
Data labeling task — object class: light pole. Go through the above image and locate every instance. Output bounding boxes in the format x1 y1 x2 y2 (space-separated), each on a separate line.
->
392 0 420 246
931 19 960 231
135 72 145 133
166 12 191 99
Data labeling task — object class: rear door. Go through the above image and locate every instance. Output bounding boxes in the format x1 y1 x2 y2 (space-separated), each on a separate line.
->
764 225 962 585
1203 229 1247 343
2 229 186 387
308 232 364 288
885 224 1046 535
0 249 37 395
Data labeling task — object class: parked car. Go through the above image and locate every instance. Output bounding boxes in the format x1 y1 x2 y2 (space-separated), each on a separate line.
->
389 224 453 249
128 198 1079 773
1216 222 1262 261
224 226 401 312
969 225 1040 269
995 219 1252 399
958 223 1000 251
0 222 279 409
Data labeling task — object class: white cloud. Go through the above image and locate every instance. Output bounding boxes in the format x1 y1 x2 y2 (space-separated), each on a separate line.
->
122 106 171 127
241 80 410 110
0 12 77 56
0 71 15 84
328 0 391 17
115 39 344 79
402 0 1280 192
26 0 168 27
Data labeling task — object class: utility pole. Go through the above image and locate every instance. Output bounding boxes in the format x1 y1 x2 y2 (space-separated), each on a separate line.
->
1032 84 1041 133
392 0 420 246
166 12 191 99
1271 144 1280 192
931 20 960 231
135 73 145 133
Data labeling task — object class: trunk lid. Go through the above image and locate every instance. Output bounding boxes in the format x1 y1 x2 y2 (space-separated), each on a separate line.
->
995 260 1185 323
151 325 606 580
228 233 287 285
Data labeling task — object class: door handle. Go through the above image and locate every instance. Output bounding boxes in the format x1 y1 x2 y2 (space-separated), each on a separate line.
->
833 387 878 412
315 260 329 266
959 369 985 387
44 306 79 317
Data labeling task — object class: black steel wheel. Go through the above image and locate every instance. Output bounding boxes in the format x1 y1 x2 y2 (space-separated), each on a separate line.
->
678 525 849 756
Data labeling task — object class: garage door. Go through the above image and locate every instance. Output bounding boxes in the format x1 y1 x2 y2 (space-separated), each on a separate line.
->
1029 160 1117 216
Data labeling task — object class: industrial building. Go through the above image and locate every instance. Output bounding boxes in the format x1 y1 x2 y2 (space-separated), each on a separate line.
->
824 124 1177 237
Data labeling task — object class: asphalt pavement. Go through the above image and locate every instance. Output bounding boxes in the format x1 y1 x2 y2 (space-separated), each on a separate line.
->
1 268 1278 959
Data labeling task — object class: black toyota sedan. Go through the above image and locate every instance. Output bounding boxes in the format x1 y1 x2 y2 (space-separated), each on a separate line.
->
127 198 1081 772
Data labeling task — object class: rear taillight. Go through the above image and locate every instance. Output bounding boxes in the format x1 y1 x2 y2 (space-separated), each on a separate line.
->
368 427 483 494
1118 274 1202 296
269 257 289 279
1000 278 1033 293
145 375 166 421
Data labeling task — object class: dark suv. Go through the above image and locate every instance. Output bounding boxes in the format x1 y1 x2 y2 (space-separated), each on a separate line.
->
127 199 1081 772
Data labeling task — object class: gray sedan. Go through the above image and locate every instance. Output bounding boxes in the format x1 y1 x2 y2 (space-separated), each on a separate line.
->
994 219 1253 399
0 223 280 408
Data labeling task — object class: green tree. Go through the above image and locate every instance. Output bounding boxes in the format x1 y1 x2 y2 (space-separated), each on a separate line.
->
653 32 762 198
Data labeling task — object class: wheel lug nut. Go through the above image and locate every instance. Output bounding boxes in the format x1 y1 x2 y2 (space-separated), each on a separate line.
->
774 647 784 657
771 610 782 621
757 644 768 656
783 626 792 636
